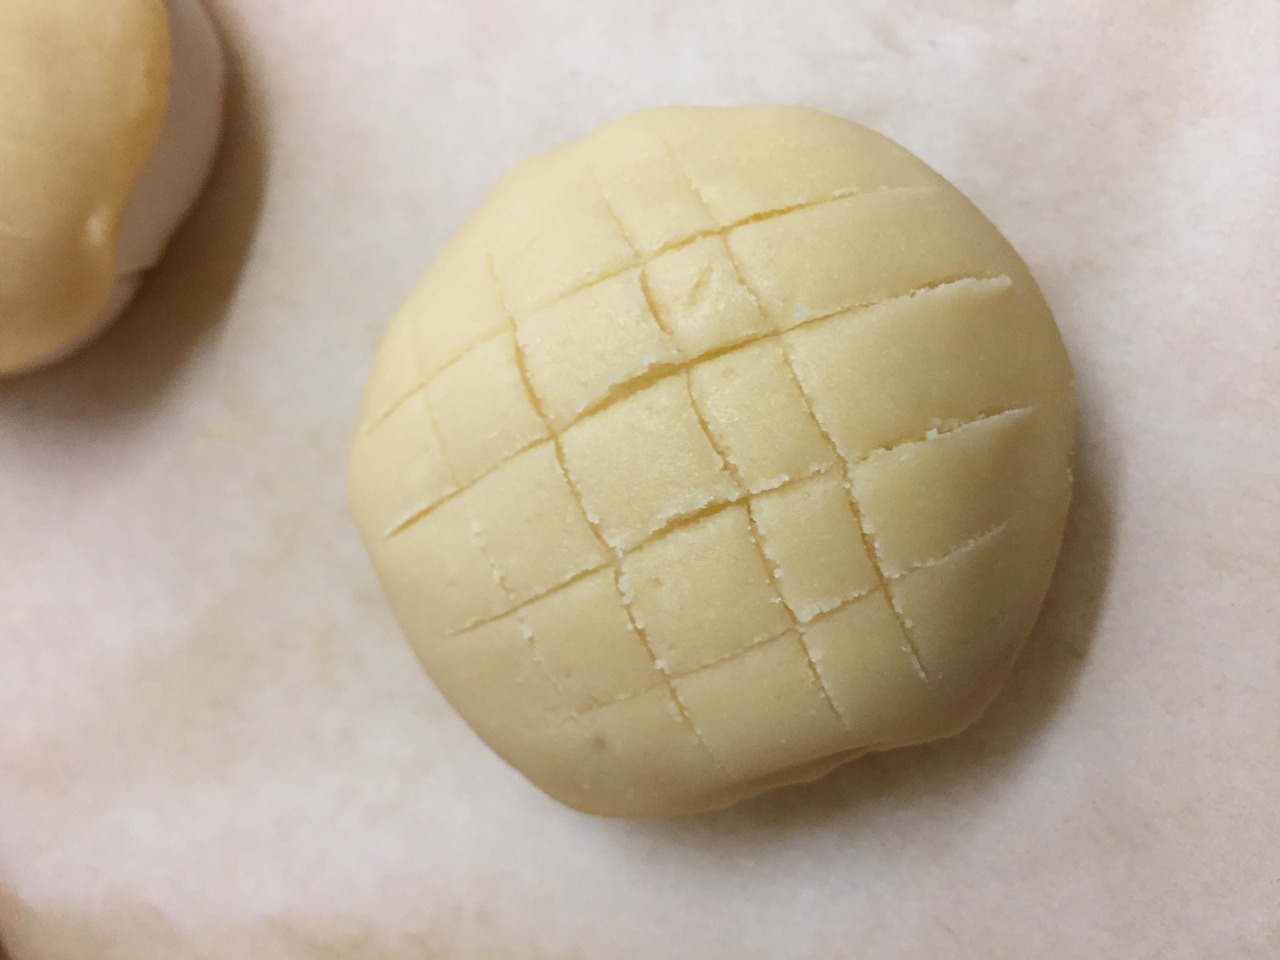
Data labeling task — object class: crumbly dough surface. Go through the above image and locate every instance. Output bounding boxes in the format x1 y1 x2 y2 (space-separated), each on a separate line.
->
0 0 170 375
349 105 1075 817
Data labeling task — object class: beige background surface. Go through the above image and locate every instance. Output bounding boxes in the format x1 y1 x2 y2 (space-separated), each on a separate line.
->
2 1 1277 957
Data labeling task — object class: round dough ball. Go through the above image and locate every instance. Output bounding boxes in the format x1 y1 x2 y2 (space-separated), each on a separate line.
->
0 0 224 376
349 105 1075 818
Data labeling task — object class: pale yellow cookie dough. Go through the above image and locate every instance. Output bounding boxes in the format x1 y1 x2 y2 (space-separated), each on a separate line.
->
0 0 224 376
349 105 1075 818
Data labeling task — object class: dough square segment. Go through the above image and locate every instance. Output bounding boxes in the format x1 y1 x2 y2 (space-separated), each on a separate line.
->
558 374 739 552
890 520 1026 683
517 269 680 428
353 391 456 533
660 105 937 224
800 592 931 743
849 408 1036 575
784 277 1033 460
425 334 548 487
547 685 722 813
588 123 721 257
727 187 1012 328
397 242 511 382
622 505 791 674
376 494 510 639
489 164 638 316
432 616 569 727
644 235 774 359
465 444 611 604
889 519 1056 720
519 569 663 712
674 632 848 778
357 319 425 429
688 339 838 492
748 471 879 622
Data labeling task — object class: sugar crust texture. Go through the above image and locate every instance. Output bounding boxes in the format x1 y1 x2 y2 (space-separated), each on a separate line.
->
349 105 1075 818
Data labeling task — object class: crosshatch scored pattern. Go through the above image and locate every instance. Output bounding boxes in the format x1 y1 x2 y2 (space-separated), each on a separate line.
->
355 111 1063 783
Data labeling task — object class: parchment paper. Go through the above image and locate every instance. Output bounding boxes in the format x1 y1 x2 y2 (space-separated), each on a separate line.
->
2 1 1277 957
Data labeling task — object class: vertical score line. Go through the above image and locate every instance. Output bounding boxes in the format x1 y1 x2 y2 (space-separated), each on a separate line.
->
486 251 725 764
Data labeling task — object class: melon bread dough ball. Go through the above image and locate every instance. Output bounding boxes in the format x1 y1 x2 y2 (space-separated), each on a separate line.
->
349 105 1075 818
0 0 224 376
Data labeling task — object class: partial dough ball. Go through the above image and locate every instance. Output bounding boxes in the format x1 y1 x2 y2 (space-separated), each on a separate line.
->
349 106 1075 817
0 0 224 376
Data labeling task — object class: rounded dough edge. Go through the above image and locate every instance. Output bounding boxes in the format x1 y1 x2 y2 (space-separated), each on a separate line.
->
0 0 171 375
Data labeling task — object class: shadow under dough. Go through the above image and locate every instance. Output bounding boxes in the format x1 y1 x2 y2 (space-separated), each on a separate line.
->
632 385 1117 841
0 6 266 419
